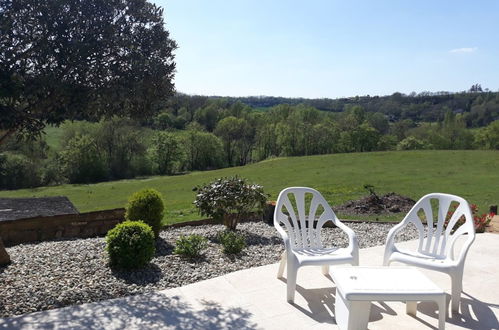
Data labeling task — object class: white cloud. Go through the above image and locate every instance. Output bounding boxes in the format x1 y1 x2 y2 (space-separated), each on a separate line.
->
450 47 477 53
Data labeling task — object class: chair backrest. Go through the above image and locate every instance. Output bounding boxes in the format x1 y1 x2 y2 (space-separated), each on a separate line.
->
400 193 475 259
274 187 340 250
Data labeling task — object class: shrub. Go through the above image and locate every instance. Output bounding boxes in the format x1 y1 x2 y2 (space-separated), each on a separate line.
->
105 221 155 269
217 230 246 255
0 152 42 189
40 158 65 186
125 189 165 238
174 234 207 258
396 136 430 150
194 176 267 230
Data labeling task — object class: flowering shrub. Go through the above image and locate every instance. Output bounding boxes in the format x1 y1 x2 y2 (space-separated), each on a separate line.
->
444 203 495 233
194 176 267 230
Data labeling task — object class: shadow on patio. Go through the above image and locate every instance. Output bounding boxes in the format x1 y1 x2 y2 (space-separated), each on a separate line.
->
0 292 259 330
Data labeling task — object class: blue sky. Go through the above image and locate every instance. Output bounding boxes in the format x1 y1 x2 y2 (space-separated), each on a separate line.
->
155 0 499 98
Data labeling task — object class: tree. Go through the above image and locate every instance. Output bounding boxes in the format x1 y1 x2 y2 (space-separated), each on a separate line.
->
342 122 380 152
475 120 499 150
149 131 184 175
0 0 176 144
194 104 219 131
94 118 146 179
367 112 390 134
469 84 483 93
214 116 253 166
255 123 279 160
439 110 474 149
58 135 106 183
184 128 225 171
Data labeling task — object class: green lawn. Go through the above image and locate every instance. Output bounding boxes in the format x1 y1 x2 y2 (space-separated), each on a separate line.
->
42 125 65 151
0 150 497 225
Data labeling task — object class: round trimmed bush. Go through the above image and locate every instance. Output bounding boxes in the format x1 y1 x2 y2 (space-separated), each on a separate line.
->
125 189 164 238
106 221 155 269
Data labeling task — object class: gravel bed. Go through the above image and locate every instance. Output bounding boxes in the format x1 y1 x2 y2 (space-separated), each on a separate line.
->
0 221 419 318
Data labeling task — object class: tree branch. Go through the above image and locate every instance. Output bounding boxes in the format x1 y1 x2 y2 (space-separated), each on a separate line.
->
0 128 16 146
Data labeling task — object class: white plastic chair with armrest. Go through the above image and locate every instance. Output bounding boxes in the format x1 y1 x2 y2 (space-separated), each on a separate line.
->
383 193 475 313
274 187 359 303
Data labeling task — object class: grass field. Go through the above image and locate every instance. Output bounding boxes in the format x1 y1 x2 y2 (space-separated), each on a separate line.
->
42 125 65 151
0 150 497 225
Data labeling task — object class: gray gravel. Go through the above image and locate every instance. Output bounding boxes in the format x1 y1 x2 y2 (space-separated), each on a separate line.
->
0 221 419 318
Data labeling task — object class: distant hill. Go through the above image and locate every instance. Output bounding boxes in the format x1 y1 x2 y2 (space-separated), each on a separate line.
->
173 88 499 125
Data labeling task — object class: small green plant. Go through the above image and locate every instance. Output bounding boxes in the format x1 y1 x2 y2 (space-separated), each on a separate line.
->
364 184 381 203
363 184 377 197
174 234 207 258
217 230 246 255
194 176 267 230
125 189 164 238
105 221 155 269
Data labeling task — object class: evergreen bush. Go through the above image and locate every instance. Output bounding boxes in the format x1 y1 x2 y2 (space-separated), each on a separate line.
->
125 189 164 238
105 221 155 269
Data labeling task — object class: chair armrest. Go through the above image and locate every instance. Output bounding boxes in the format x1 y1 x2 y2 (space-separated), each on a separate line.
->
385 221 407 250
449 226 475 265
274 222 291 251
335 221 359 255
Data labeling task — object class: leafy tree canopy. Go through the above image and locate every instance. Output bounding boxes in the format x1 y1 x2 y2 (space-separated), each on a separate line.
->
0 0 176 143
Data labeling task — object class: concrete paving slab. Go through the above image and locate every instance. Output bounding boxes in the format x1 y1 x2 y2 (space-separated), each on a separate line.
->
1 233 498 329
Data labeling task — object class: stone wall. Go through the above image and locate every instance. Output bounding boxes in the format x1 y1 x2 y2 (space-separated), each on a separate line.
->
0 237 10 265
0 208 125 247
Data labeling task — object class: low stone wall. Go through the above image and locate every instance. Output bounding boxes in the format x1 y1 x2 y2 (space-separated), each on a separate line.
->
0 208 125 247
0 237 10 265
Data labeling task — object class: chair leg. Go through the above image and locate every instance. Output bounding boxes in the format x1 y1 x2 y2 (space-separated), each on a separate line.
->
451 273 463 313
353 251 360 266
382 254 391 266
277 251 286 278
287 264 298 303
322 265 329 275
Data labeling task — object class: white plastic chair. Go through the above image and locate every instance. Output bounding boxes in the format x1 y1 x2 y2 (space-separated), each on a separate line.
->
274 187 359 303
383 193 476 313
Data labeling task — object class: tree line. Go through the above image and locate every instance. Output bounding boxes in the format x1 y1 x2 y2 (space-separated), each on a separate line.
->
1 92 499 189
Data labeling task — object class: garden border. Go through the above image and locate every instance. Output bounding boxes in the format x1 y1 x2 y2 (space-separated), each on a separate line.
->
0 208 125 247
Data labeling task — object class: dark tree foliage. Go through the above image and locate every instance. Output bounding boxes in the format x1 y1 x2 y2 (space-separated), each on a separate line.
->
0 0 176 143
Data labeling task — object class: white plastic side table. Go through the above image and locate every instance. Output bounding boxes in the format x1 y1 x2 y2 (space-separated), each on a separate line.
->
331 266 446 330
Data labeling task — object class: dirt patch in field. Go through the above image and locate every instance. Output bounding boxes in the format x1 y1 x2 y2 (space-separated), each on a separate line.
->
335 193 415 216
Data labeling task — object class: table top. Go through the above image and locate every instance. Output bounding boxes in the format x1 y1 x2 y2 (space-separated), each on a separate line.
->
331 266 445 300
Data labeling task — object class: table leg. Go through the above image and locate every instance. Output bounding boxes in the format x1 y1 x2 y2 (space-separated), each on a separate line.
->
335 291 371 330
436 295 446 330
406 301 417 316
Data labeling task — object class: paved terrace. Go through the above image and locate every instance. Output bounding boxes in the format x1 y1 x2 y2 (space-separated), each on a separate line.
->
0 233 498 329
